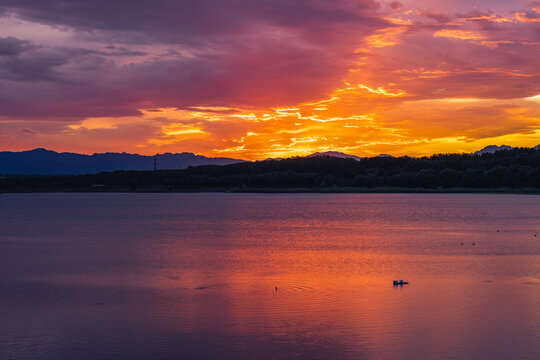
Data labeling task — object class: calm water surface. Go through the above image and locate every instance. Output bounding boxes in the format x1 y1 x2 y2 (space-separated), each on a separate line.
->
0 193 539 359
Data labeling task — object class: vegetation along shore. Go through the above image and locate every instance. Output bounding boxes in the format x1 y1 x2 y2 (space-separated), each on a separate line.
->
1 147 539 193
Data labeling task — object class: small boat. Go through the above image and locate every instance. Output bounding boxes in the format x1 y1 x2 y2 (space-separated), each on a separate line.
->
393 280 409 285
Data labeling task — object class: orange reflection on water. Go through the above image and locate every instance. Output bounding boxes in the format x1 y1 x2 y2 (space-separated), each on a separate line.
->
1 193 539 359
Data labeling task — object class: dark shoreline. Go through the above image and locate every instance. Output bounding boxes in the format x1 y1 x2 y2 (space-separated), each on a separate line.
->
2 187 539 194
2 148 539 193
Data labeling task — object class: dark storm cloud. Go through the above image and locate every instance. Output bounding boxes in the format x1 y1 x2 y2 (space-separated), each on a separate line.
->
0 36 33 56
0 0 384 44
0 38 71 82
0 36 146 83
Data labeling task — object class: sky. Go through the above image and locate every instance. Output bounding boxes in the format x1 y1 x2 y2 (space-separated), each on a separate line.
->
0 0 539 159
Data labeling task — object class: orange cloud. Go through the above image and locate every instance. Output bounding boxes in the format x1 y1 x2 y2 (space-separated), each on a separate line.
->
364 27 408 47
433 29 486 40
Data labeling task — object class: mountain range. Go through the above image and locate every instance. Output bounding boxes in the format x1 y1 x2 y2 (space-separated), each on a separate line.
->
0 148 244 175
306 151 364 161
307 145 540 161
1 145 539 175
472 145 515 155
473 144 540 155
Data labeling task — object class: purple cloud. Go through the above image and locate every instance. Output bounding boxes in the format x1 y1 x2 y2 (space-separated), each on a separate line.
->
0 0 388 120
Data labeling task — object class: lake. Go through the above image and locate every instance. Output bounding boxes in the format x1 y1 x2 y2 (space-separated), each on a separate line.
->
0 193 539 359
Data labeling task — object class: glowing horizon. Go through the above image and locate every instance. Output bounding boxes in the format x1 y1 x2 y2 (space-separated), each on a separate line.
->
1 1 539 160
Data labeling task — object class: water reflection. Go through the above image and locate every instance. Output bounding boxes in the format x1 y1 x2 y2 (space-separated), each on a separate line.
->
0 193 539 359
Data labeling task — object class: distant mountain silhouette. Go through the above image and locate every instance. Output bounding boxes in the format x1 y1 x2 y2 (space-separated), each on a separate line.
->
307 151 363 161
271 151 394 161
473 145 514 155
0 148 244 175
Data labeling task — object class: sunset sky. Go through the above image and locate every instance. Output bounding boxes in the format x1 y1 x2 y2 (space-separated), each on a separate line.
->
1 0 539 159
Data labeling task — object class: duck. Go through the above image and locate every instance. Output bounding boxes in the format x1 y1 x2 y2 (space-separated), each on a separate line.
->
393 280 409 285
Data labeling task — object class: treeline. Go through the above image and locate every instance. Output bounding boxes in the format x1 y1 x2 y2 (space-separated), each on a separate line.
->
1 147 540 192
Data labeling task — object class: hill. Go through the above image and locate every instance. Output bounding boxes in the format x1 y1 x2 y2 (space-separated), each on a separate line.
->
307 151 363 161
473 145 514 155
0 148 244 175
